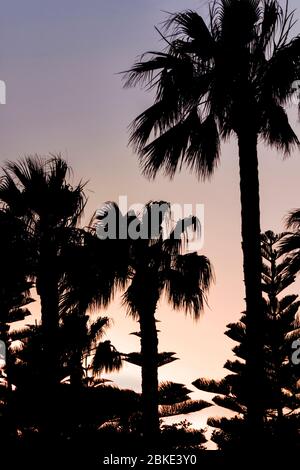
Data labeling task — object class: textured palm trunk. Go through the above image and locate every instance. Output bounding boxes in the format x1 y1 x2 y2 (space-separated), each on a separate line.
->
238 130 265 445
139 304 160 446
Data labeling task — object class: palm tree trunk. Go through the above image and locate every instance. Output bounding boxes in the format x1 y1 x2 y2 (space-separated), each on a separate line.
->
238 129 265 445
39 273 59 389
139 306 160 446
0 320 15 443
38 237 60 436
70 348 83 388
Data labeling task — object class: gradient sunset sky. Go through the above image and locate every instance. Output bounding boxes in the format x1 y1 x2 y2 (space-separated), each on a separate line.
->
1 0 300 434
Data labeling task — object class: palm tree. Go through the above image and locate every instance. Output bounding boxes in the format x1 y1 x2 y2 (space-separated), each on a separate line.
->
95 201 213 444
124 0 300 438
0 155 86 433
0 209 33 360
59 313 123 388
0 209 34 442
8 320 140 438
58 223 130 388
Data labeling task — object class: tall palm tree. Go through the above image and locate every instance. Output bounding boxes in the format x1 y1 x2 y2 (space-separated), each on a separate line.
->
0 209 33 356
0 155 86 432
0 209 34 442
124 0 300 438
95 201 213 444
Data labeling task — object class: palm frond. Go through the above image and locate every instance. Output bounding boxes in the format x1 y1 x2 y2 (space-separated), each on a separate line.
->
262 103 299 155
165 253 213 317
140 109 220 180
165 10 215 57
192 377 230 395
159 399 212 417
91 340 123 375
212 395 244 413
158 381 192 404
88 316 111 343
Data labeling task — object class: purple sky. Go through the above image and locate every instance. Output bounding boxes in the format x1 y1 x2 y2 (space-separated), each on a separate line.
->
1 0 300 439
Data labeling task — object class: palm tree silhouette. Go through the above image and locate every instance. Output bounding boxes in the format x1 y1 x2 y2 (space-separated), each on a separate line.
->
0 209 33 362
58 221 130 388
0 155 86 434
0 209 34 442
124 0 300 439
95 201 213 444
59 313 122 388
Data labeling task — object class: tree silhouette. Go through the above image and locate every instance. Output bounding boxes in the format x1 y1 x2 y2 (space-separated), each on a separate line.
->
158 381 212 419
0 155 86 435
280 209 300 275
59 314 122 388
0 209 33 369
124 352 212 418
193 231 300 450
58 222 131 388
8 314 125 437
124 0 300 441
0 209 34 442
97 380 210 452
95 201 213 445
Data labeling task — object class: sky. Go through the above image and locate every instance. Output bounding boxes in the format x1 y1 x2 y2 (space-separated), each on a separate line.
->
1 0 300 441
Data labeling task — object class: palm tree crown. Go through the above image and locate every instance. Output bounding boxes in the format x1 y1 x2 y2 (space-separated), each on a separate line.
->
124 0 300 179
